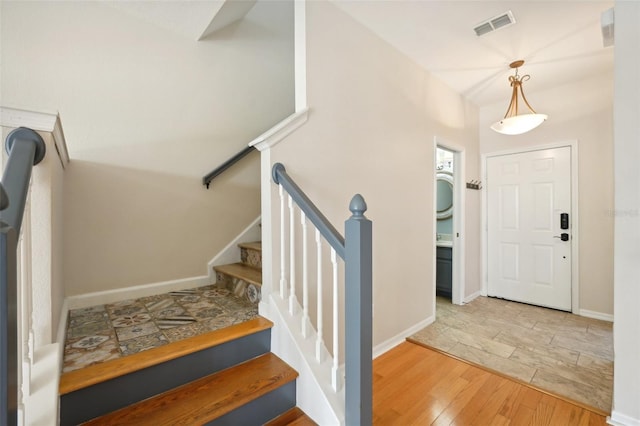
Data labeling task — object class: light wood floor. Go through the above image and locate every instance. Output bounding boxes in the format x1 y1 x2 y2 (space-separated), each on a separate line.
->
373 342 607 425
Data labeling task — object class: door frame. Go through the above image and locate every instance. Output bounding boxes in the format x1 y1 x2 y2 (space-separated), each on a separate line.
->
481 140 580 314
433 137 466 307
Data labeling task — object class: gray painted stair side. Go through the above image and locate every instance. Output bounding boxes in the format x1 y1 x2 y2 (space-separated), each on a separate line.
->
59 326 270 425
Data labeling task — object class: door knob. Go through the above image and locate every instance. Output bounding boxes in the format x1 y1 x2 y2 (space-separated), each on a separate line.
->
553 233 570 241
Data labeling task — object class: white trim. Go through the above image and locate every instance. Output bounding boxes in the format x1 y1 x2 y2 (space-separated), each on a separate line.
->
579 309 614 322
373 315 435 359
0 106 70 169
608 411 640 426
463 290 482 304
65 275 210 310
0 106 57 131
481 140 580 314
56 299 69 347
207 216 261 282
480 155 488 297
51 114 71 167
294 0 307 111
434 138 466 307
55 300 68 392
23 342 60 426
249 108 309 152
267 294 343 425
258 148 274 309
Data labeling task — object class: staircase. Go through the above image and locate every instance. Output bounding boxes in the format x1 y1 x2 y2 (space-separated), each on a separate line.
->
214 241 263 304
58 242 316 425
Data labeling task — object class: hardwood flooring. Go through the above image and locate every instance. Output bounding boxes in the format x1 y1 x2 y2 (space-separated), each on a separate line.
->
373 342 607 425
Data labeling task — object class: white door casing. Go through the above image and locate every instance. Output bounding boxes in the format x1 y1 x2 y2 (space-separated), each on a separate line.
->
433 137 466 307
486 146 572 311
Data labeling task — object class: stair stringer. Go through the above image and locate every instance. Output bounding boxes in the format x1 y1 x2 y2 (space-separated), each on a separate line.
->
263 294 344 426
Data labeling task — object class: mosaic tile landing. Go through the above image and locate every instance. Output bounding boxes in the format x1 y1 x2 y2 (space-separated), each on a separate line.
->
63 285 258 373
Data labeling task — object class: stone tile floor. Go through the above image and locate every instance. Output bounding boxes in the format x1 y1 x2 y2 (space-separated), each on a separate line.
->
410 296 613 413
63 284 258 373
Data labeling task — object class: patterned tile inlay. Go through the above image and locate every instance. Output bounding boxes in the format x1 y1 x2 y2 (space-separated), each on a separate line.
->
410 296 614 413
62 284 258 373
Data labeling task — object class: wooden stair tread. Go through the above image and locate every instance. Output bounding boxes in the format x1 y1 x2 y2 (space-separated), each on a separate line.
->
83 353 298 426
238 241 262 252
59 316 272 395
214 262 262 285
265 407 318 426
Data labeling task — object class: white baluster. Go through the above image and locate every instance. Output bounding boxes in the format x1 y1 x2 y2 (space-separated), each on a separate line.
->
331 248 340 391
315 230 324 362
288 195 296 315
19 197 33 398
301 212 309 337
279 185 286 299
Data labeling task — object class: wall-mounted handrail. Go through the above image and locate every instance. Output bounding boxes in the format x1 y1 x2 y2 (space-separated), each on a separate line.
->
202 145 255 189
271 162 372 426
272 163 346 259
0 127 46 426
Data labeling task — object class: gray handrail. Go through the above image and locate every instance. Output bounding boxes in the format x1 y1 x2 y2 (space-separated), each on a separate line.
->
202 145 255 189
272 163 346 259
271 162 372 425
1 127 46 426
0 184 8 211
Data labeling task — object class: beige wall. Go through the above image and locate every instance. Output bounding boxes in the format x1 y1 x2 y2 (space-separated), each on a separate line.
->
479 73 614 316
270 1 480 346
1 1 294 295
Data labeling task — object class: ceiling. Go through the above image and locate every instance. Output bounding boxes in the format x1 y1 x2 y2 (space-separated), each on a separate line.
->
333 0 614 107
106 0 615 109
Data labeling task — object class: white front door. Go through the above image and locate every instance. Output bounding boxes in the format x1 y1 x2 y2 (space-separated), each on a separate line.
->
487 146 572 311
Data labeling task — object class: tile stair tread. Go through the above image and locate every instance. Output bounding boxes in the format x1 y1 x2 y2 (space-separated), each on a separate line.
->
238 241 262 252
59 316 273 395
214 262 262 286
83 352 298 426
264 407 318 426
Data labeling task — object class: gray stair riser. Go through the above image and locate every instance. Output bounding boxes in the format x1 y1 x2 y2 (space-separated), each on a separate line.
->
240 247 262 269
59 328 271 426
205 380 296 426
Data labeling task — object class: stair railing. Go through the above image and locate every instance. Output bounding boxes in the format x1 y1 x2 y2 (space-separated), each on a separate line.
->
271 163 372 426
0 128 46 426
202 145 255 189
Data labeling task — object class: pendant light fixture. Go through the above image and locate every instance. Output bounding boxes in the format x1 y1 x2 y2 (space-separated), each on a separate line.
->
491 60 547 135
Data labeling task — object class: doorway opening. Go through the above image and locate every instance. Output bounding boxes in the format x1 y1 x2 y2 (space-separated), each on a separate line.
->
434 139 465 310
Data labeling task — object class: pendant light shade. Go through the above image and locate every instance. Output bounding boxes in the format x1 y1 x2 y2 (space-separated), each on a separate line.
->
491 60 547 135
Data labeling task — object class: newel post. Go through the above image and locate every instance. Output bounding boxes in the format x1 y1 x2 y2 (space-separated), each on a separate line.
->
344 194 372 426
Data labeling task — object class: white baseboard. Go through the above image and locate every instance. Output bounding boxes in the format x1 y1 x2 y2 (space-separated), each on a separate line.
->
55 299 69 372
66 275 210 310
608 411 640 426
463 290 482 304
579 309 614 322
372 315 435 359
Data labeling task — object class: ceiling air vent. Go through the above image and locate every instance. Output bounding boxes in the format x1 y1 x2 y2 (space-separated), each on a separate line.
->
474 11 516 37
